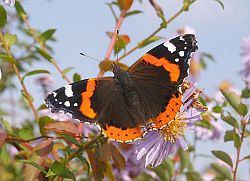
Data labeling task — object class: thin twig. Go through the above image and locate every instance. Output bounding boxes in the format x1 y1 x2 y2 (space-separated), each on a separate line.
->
98 10 127 77
67 136 99 163
0 31 39 122
118 6 185 62
233 119 247 181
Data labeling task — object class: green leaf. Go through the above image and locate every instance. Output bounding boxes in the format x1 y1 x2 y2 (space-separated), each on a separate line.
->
73 73 81 82
36 47 53 62
178 148 190 172
211 150 233 168
242 155 250 161
0 5 7 28
211 163 232 180
183 0 193 11
77 155 90 174
15 2 27 19
17 127 33 140
99 60 129 73
39 29 56 45
224 130 234 142
62 134 81 147
0 118 13 135
62 67 74 77
39 116 54 135
212 105 222 113
0 54 15 64
241 87 250 98
186 171 203 181
125 10 142 17
220 89 243 115
138 36 162 48
165 159 174 178
47 161 76 180
221 113 239 128
214 0 224 10
237 103 248 116
233 130 241 148
3 33 17 48
200 52 215 62
22 69 50 83
195 119 212 129
18 160 47 175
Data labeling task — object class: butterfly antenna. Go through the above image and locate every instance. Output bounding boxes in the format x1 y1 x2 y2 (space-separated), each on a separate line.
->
116 29 119 65
80 52 102 63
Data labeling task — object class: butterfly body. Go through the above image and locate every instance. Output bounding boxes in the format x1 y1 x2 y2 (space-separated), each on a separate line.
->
45 34 198 142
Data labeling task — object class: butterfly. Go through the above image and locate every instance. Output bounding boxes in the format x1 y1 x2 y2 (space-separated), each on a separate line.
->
45 34 198 143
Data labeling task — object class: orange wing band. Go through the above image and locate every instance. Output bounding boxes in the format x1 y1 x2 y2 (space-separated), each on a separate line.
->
102 125 143 143
79 79 97 119
151 95 183 129
143 54 180 82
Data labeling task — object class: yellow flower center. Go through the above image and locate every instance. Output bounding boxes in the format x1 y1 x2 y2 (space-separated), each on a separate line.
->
161 118 187 143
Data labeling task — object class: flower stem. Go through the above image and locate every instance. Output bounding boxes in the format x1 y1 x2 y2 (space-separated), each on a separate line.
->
0 31 39 122
233 119 247 181
98 10 127 77
117 6 185 62
21 16 71 84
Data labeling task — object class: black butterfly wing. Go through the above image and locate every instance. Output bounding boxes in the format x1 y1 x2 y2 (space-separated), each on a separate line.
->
45 77 144 142
128 34 198 128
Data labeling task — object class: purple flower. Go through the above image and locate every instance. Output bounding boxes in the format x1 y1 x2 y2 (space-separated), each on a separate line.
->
112 144 145 181
240 35 250 88
39 109 73 122
196 119 224 140
35 76 54 95
135 82 206 167
3 0 15 6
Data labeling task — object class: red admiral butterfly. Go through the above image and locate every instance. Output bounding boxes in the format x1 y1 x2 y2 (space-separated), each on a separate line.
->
45 34 198 143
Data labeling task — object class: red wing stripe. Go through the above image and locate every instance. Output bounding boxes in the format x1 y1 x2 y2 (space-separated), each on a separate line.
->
142 54 180 82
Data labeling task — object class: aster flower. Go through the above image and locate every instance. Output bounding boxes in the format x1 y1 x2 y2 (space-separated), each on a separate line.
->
196 119 224 140
136 82 206 167
3 0 15 6
240 35 250 88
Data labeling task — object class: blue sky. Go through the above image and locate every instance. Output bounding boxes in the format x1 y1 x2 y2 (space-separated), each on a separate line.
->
3 0 250 178
19 0 250 97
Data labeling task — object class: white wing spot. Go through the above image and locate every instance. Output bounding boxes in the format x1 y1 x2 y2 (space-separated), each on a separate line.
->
175 58 179 62
74 103 78 107
180 36 184 41
184 47 187 50
59 102 62 104
163 42 176 53
55 99 58 102
64 101 70 107
65 85 73 97
52 92 57 97
179 51 184 57
185 42 187 44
